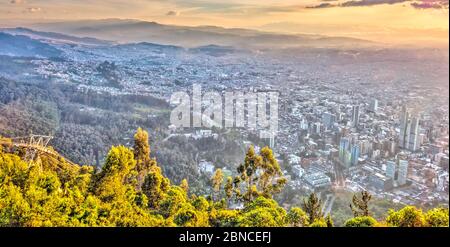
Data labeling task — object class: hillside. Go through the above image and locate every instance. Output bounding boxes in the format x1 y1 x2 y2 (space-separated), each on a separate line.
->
0 32 62 58
0 129 448 227
0 27 112 46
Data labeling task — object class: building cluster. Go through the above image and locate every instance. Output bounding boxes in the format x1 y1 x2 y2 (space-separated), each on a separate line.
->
9 41 448 209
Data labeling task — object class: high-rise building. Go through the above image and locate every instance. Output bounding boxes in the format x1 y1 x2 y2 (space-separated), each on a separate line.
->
369 99 378 113
398 106 421 151
349 133 359 145
408 116 420 151
386 160 396 179
360 139 372 155
322 112 336 129
351 105 360 127
300 118 308 130
344 149 352 167
314 122 322 135
350 145 360 166
399 106 409 149
339 137 360 167
398 160 409 186
339 138 350 160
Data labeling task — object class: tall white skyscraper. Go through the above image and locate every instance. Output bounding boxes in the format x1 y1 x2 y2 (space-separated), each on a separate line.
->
399 106 409 149
408 117 420 151
398 160 409 186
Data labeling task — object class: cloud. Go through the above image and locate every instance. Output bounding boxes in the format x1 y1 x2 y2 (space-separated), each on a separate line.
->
166 10 180 16
410 0 449 9
306 3 335 8
10 0 26 4
307 0 405 8
340 0 408 7
306 0 449 9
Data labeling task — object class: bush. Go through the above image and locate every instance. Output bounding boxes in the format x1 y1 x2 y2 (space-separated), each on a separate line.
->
386 206 426 227
425 208 449 227
309 219 327 227
344 216 378 227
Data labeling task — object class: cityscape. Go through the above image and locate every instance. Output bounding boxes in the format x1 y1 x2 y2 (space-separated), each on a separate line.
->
0 0 448 229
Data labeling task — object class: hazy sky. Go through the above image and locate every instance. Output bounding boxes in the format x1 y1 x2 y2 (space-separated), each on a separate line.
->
0 0 448 45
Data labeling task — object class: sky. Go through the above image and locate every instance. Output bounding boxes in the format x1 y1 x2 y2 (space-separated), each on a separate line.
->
0 0 448 45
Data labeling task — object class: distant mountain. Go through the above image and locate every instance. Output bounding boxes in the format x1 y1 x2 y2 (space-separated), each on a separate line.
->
189 45 237 57
0 32 62 58
113 42 184 53
0 27 113 46
29 19 375 49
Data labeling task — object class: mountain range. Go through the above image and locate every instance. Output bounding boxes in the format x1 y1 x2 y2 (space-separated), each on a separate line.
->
0 32 62 58
25 19 376 49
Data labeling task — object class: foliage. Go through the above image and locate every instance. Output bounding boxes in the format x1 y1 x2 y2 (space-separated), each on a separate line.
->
233 146 286 204
425 207 449 227
239 197 287 227
211 169 223 201
0 129 448 227
350 191 372 217
325 215 334 227
286 207 309 227
302 193 324 224
309 219 327 227
209 209 240 227
344 216 378 227
386 206 426 227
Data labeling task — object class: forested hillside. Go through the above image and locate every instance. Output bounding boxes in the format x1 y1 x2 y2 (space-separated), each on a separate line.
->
0 129 448 227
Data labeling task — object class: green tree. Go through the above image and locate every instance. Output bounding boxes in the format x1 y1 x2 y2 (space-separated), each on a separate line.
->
133 127 151 167
259 147 287 198
234 146 286 204
236 146 261 203
386 206 426 227
212 169 224 201
142 168 170 209
180 179 189 195
158 186 187 218
174 204 209 227
344 216 378 227
209 209 240 227
309 219 327 227
94 146 136 202
325 215 334 227
286 207 309 227
425 207 449 227
350 191 372 217
192 196 210 211
224 176 233 207
239 197 287 227
133 128 157 188
302 193 324 224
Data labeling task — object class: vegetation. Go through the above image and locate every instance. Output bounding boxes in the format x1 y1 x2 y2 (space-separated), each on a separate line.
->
0 128 448 227
350 190 372 217
302 193 324 224
233 146 287 204
345 216 378 227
